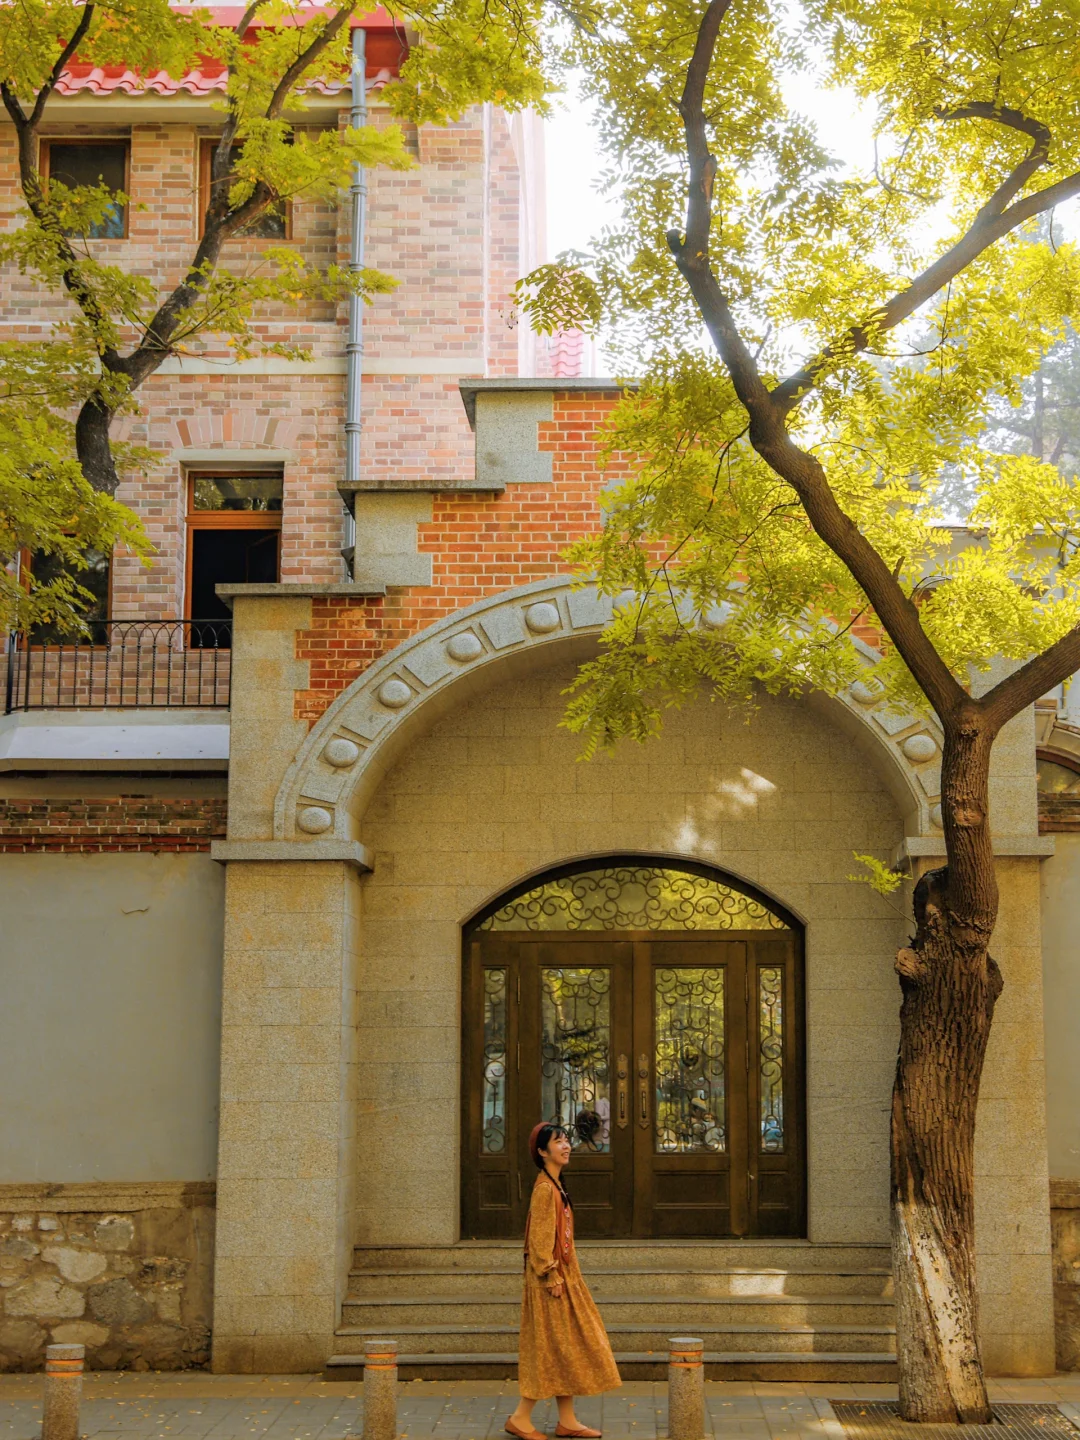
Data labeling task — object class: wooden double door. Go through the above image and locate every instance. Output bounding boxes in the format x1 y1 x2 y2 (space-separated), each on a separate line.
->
462 930 805 1239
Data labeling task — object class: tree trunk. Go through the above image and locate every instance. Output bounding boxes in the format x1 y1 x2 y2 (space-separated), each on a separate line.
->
891 723 1003 1422
74 393 120 495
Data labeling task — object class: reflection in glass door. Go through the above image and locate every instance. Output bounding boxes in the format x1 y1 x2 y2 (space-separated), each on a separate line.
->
654 966 727 1154
540 967 612 1153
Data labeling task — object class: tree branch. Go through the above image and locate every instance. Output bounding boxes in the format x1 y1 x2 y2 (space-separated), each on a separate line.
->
664 2 969 723
772 109 1068 415
979 623 1080 731
676 0 731 260
266 1 356 120
0 79 29 129
29 3 96 128
234 0 268 38
936 102 1051 218
112 3 357 381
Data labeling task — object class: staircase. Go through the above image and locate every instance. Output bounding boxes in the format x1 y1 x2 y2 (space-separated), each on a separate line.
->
326 1240 896 1381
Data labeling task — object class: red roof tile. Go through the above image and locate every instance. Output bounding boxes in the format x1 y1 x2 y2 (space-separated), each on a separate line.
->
55 7 404 99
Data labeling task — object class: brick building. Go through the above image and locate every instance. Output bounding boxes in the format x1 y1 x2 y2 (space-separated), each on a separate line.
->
4 10 1080 1388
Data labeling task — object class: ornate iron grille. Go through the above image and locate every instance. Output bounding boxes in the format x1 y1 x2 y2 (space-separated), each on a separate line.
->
541 967 612 1152
481 968 507 1154
654 966 726 1153
758 966 784 1152
478 865 788 932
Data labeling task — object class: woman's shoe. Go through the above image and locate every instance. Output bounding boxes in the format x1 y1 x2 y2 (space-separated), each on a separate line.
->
555 1427 602 1438
505 1420 547 1440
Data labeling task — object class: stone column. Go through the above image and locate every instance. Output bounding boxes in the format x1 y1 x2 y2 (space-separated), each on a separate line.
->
210 592 364 1372
211 857 362 1371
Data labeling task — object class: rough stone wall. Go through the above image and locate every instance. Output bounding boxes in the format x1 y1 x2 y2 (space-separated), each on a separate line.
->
0 1184 214 1372
0 795 226 852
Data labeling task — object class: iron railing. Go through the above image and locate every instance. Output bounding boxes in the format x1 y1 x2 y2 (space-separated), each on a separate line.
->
3 619 232 712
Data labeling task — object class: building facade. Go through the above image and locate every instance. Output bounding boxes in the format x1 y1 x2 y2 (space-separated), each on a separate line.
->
3 17 1080 1384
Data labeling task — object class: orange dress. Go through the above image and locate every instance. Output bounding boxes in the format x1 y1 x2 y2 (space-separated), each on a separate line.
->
518 1172 622 1399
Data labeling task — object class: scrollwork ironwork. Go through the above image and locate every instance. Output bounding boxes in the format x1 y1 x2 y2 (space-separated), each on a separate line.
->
478 866 788 932
481 968 507 1154
654 967 726 1153
541 967 611 1152
758 966 784 1153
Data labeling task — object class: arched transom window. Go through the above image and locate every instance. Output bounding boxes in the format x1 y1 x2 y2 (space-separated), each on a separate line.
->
477 864 789 932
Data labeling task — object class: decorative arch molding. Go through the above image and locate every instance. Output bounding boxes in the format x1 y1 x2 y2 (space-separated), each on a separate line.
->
273 576 945 843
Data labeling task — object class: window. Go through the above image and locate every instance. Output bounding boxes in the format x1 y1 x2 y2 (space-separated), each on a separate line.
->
1037 755 1080 795
185 472 283 640
198 139 290 240
41 140 128 238
23 546 111 644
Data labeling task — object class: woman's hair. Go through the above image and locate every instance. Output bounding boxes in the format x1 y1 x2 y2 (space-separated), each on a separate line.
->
532 1122 570 1168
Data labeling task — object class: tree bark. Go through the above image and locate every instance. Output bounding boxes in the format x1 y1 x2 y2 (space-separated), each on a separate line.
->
74 394 120 494
891 722 1003 1423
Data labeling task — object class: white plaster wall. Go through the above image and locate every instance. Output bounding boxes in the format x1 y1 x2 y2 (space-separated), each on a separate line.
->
356 658 908 1247
0 852 225 1181
1041 832 1080 1180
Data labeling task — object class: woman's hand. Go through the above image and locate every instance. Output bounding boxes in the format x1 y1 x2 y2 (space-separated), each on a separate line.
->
545 1279 564 1299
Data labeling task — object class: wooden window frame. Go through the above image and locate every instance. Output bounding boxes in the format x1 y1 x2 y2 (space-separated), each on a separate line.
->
184 470 284 620
40 137 131 240
198 138 293 241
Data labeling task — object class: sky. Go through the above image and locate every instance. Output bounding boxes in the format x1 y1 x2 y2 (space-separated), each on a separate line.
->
544 70 877 268
543 72 1080 378
542 70 878 373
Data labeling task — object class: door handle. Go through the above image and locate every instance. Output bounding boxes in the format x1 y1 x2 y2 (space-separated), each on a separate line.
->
616 1053 629 1128
637 1052 650 1130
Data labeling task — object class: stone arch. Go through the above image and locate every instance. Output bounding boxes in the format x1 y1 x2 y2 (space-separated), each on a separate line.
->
274 576 945 843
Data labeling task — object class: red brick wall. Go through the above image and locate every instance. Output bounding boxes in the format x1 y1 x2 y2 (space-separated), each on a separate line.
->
0 796 227 852
295 392 627 718
0 101 530 613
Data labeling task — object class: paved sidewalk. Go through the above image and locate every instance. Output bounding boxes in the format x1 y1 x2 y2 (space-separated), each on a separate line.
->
1 1376 1080 1440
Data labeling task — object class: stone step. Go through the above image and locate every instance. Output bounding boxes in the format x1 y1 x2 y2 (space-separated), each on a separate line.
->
332 1321 896 1356
341 1294 895 1329
347 1267 893 1299
351 1241 890 1272
324 1350 899 1382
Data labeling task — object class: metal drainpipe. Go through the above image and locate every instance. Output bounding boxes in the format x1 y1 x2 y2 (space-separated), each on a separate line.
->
342 23 366 570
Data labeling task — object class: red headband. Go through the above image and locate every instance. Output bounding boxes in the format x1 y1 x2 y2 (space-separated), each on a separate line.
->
528 1122 549 1169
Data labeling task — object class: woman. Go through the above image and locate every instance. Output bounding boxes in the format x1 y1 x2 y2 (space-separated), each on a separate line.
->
505 1122 622 1440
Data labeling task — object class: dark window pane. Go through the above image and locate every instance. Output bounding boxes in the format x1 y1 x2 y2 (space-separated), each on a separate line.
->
206 139 288 238
48 142 127 238
192 474 284 511
238 201 287 239
189 528 280 635
29 548 110 644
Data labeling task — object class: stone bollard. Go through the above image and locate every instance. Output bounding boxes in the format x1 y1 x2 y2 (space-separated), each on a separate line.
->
42 1343 84 1440
361 1338 398 1440
667 1336 705 1440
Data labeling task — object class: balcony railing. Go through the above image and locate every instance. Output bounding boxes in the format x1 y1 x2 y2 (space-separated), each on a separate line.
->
3 620 232 712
